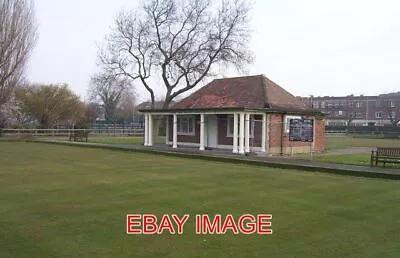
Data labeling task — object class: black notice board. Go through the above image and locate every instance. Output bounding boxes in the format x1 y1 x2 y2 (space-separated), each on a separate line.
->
289 119 314 142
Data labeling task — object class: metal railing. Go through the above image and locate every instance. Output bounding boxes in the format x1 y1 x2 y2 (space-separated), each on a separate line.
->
0 128 144 137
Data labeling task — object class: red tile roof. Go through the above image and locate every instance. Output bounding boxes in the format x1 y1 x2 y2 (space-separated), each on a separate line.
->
171 75 311 111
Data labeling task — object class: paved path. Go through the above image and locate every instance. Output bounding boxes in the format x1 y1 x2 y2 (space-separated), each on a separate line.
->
39 140 400 180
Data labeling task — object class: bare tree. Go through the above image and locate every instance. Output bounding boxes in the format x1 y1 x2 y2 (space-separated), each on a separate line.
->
115 90 136 123
84 102 103 124
100 0 252 109
0 0 37 107
388 112 399 126
89 72 132 122
345 112 355 134
386 102 400 126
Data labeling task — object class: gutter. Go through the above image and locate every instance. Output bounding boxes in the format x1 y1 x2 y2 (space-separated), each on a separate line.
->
139 107 325 117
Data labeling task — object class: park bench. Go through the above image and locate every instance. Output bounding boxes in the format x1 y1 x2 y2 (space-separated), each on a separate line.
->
370 147 400 167
69 130 89 142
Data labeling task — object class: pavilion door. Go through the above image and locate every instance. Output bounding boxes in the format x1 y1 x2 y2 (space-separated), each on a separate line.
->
206 115 218 148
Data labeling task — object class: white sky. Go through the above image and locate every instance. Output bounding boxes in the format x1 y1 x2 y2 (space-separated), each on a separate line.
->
26 0 400 101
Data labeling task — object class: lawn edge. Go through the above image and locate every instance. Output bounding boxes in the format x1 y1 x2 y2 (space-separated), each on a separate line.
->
2 139 400 180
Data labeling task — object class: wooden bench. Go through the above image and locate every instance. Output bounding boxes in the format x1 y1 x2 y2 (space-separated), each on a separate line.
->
69 130 89 142
370 147 400 167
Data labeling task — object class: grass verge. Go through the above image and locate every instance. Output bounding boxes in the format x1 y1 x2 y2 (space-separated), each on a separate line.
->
0 142 399 257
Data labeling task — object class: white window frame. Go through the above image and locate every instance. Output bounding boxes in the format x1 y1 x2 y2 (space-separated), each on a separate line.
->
177 115 196 136
375 112 382 119
285 115 302 133
226 115 254 138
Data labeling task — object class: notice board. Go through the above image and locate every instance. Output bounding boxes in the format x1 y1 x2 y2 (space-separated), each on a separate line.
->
289 118 314 142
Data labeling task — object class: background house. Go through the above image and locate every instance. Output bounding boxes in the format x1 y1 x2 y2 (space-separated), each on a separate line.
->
299 92 400 126
141 75 325 155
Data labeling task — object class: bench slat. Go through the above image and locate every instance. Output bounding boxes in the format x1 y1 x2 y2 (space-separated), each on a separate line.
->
371 147 400 167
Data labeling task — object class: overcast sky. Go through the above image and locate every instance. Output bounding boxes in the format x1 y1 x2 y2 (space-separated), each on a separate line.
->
26 0 400 101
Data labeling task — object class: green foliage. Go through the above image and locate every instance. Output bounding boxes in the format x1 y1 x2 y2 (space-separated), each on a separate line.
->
10 123 24 129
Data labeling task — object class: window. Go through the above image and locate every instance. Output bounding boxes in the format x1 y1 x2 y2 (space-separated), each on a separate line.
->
320 101 325 108
334 111 345 117
390 101 395 108
226 115 254 137
356 102 362 108
227 115 234 136
312 101 319 108
388 111 396 119
285 115 302 133
177 116 195 135
375 112 382 119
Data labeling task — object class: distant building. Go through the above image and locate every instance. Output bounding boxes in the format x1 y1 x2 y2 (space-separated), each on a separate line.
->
299 92 400 126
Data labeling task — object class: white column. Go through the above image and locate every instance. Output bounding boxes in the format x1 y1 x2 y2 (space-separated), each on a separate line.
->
165 116 169 145
239 113 245 154
148 114 153 146
144 114 148 146
173 114 178 148
232 113 238 153
261 113 266 152
200 114 205 150
245 113 250 153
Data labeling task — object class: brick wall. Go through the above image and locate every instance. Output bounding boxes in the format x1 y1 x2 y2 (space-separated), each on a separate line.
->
268 114 284 152
268 114 325 154
217 115 232 146
314 118 325 151
167 115 200 143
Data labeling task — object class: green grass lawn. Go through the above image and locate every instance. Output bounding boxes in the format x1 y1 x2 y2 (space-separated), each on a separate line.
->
312 154 400 168
326 136 400 150
87 135 399 149
88 135 144 144
314 154 371 166
88 136 165 145
1 142 400 257
309 136 400 167
0 134 164 145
